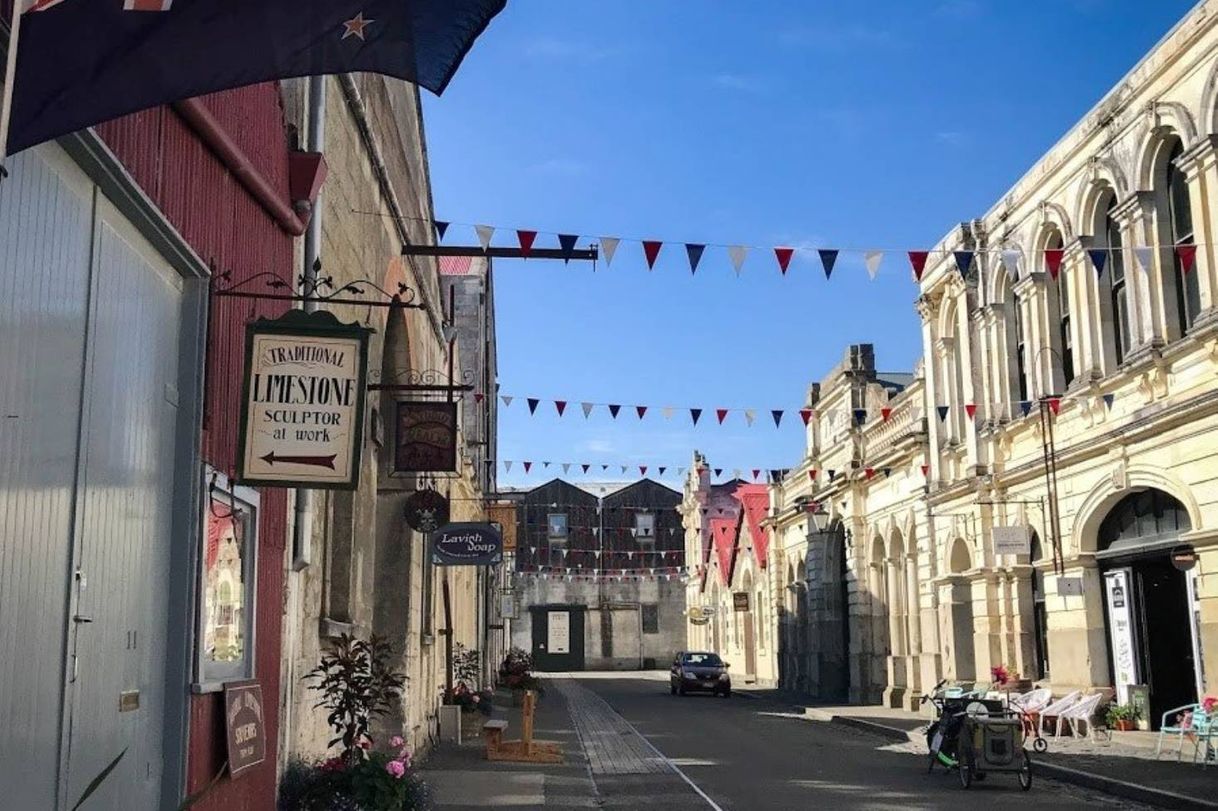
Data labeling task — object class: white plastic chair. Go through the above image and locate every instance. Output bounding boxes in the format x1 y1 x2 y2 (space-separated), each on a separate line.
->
1056 693 1104 740
1011 688 1052 713
1038 691 1081 737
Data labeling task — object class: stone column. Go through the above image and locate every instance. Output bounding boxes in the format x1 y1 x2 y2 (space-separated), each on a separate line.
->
1013 274 1047 399
917 292 943 471
1110 191 1156 351
1062 243 1090 389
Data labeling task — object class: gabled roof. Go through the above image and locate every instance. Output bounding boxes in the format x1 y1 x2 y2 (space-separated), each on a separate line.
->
733 483 771 568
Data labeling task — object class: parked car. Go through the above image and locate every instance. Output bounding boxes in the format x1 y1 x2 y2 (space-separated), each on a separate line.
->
670 651 732 697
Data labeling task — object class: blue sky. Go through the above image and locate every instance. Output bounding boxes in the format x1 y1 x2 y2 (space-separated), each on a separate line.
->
423 0 1196 489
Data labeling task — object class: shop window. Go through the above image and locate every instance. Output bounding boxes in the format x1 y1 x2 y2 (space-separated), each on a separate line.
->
547 513 568 543
197 470 258 688
1014 290 1029 403
1104 200 1131 365
642 604 659 634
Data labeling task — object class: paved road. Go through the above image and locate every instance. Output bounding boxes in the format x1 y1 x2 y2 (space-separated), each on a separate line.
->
572 674 1154 811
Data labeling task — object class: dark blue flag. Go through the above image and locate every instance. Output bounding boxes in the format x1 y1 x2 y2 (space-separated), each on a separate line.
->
7 0 505 153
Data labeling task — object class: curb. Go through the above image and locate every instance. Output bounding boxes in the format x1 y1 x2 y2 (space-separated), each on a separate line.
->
805 709 1218 810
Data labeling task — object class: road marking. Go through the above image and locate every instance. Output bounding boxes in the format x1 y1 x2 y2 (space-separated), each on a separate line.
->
611 711 726 811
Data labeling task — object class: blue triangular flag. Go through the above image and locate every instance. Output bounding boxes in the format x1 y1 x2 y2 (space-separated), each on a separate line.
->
818 249 838 279
1019 400 1033 417
434 221 449 242
954 250 974 277
771 410 784 427
558 234 579 263
853 409 867 426
1102 393 1115 410
690 408 702 426
936 405 949 422
1088 248 1107 277
827 469 837 481
685 244 706 274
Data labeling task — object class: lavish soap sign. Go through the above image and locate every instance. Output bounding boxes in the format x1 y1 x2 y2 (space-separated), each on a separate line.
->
431 522 503 566
394 401 457 473
238 310 371 489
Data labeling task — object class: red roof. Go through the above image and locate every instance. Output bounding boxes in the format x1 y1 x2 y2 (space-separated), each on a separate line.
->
709 516 737 586
734 484 770 567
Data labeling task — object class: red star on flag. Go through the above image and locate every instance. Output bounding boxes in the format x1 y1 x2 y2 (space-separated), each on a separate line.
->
342 12 375 40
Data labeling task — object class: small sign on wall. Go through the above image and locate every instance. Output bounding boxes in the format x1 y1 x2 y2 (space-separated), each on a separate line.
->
224 681 266 778
548 611 570 654
1058 576 1084 597
993 526 1030 556
733 592 750 612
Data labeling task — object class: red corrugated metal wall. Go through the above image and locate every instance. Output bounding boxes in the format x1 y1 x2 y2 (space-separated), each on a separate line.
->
98 84 293 811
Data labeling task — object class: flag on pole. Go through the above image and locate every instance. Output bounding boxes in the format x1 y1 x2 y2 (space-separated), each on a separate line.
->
5 0 507 153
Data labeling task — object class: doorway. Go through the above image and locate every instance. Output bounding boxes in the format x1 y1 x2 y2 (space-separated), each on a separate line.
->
1098 490 1197 729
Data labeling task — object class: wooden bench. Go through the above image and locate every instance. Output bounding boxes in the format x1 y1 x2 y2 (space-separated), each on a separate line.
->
484 690 563 763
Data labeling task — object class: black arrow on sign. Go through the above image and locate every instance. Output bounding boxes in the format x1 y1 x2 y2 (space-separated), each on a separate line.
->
260 451 336 469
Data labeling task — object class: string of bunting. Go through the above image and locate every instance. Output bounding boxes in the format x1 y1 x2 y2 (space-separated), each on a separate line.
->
495 459 791 481
424 217 1202 280
489 391 1117 430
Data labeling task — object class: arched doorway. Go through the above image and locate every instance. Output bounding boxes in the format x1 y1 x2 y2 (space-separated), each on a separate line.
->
942 537 977 680
1097 489 1198 727
816 521 851 701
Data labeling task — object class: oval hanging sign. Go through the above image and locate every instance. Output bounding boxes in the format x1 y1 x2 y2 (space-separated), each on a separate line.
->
432 522 503 566
404 488 450 532
1171 545 1197 572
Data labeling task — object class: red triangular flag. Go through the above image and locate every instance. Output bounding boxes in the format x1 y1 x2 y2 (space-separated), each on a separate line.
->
1044 248 1065 281
639 466 648 476
774 246 795 275
880 407 892 422
636 405 648 419
921 464 930 476
555 400 567 416
524 461 533 473
799 409 813 426
716 408 729 424
642 240 662 270
965 403 977 419
808 469 818 481
516 229 537 258
474 392 484 404
908 250 930 281
865 467 875 480
1048 397 1062 416
1177 244 1198 274
752 469 761 480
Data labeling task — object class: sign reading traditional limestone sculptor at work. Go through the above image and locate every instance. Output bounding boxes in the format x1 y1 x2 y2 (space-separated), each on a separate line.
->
238 310 371 489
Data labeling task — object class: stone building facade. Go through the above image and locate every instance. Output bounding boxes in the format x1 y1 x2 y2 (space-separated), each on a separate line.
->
508 479 687 670
760 2 1218 725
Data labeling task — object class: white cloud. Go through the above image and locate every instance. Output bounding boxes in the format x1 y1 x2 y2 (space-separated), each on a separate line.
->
935 130 970 146
524 37 618 64
578 439 615 454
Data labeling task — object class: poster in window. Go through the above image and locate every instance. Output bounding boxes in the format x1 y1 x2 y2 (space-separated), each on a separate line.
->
203 497 250 671
394 401 457 473
1104 570 1138 704
548 611 570 654
547 513 568 541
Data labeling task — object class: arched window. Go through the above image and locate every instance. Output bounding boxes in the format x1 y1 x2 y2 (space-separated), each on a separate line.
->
1013 289 1029 402
1165 141 1201 335
1048 231 1075 387
1105 196 1130 362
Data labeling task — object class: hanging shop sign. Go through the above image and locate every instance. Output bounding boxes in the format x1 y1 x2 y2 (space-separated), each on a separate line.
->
224 681 267 778
431 522 503 566
688 606 710 625
993 526 1031 557
404 488 450 532
237 310 371 489
1104 570 1139 704
487 502 518 553
733 592 750 612
394 401 458 473
1171 545 1197 572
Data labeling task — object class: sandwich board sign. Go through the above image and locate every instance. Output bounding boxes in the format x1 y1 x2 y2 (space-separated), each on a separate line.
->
237 310 371 489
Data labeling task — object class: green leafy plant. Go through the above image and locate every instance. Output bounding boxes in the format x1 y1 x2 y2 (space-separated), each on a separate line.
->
278 738 432 811
452 644 481 687
1105 703 1139 726
306 634 406 765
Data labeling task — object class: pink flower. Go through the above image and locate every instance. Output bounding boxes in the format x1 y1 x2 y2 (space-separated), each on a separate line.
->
359 738 372 750
390 735 405 748
385 759 406 779
1203 696 1217 714
990 664 1010 686
319 757 345 772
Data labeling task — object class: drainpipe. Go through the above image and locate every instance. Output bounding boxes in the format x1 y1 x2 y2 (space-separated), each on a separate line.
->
291 75 325 571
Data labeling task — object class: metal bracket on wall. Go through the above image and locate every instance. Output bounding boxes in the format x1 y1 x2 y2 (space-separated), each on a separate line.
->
211 270 424 309
366 367 475 394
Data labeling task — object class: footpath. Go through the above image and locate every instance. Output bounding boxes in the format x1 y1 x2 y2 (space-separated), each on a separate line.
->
418 677 708 809
736 687 1217 810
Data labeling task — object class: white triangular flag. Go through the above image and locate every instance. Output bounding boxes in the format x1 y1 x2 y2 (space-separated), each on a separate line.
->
1001 250 1021 279
1134 246 1154 273
662 406 674 420
562 463 571 474
620 465 628 474
910 406 922 421
744 409 756 427
733 469 741 479
581 402 594 418
475 224 494 250
728 245 748 275
627 550 634 559
865 250 883 280
678 467 686 476
593 547 601 554
630 527 637 537
501 395 513 407
600 237 619 266
503 461 513 472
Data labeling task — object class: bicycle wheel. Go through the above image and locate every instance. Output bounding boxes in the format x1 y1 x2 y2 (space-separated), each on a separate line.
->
1018 750 1032 791
1032 736 1048 753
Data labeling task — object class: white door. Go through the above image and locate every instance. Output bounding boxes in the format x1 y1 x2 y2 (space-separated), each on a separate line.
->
0 145 187 809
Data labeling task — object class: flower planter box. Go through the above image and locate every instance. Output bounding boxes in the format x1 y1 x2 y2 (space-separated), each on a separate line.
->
1113 719 1136 732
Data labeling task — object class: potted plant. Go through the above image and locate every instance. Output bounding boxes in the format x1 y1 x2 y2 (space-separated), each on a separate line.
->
499 648 542 705
278 634 431 809
1105 702 1139 732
